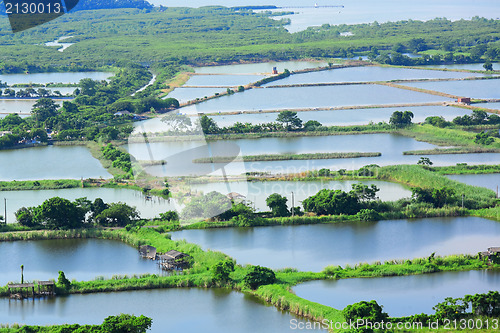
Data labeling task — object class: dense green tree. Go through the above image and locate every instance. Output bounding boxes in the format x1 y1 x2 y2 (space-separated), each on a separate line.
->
411 187 455 208
483 60 493 71
35 197 85 229
200 115 220 134
212 259 235 282
265 193 290 217
303 189 360 215
96 203 139 226
342 300 389 333
464 291 500 317
181 191 232 220
351 183 380 202
100 314 153 333
389 111 414 127
159 210 179 221
303 120 322 131
417 157 433 166
32 98 59 124
15 207 37 227
243 265 276 290
276 111 303 130
475 131 494 145
57 271 71 294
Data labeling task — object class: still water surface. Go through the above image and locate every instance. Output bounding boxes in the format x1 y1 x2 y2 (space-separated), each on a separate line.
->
294 270 500 317
0 72 112 85
184 74 267 87
127 134 500 175
190 180 411 211
166 87 227 103
0 288 321 332
401 79 500 99
195 61 328 74
0 146 111 181
171 217 500 271
0 238 160 285
208 105 469 127
1 187 175 223
265 66 485 86
446 174 500 193
179 84 452 114
147 0 500 28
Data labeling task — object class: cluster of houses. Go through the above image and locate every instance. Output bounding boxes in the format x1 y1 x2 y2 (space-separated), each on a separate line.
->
480 247 500 263
139 245 190 271
113 110 148 120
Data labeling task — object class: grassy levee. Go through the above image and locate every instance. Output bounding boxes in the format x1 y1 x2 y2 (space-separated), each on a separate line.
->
1 227 499 332
404 147 500 155
378 165 497 207
401 124 500 148
472 206 500 222
0 179 80 191
254 284 345 324
193 152 381 163
429 164 500 175
322 254 491 279
86 141 129 178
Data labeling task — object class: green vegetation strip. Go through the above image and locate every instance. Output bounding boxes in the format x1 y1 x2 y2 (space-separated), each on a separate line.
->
403 147 500 155
378 165 496 205
0 179 80 191
430 164 500 175
193 152 381 163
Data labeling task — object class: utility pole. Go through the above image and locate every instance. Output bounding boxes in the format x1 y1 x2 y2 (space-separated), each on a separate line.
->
3 198 6 224
462 194 465 209
291 191 294 217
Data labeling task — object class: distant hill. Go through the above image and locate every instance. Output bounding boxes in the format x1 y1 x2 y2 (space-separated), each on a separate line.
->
0 0 153 15
69 0 153 11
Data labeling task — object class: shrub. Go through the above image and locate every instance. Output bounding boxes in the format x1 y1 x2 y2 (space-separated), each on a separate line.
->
243 265 276 289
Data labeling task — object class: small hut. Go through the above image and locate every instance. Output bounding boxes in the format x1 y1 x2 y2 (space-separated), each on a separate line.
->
8 283 35 299
139 245 157 259
37 281 55 296
480 247 500 263
158 250 190 270
457 97 471 105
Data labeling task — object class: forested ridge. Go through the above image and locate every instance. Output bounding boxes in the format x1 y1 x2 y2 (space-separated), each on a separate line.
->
0 0 153 15
0 8 498 72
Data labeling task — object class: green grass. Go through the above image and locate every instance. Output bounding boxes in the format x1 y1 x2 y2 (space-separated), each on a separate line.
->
401 124 500 148
193 152 381 163
430 164 500 175
378 165 497 208
472 206 500 222
0 179 81 191
403 147 500 155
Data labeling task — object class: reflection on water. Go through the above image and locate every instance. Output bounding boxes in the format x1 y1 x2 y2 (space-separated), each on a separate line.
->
207 105 469 127
401 79 500 99
2 187 175 222
171 217 500 271
191 180 411 211
265 66 485 86
446 174 500 193
0 72 112 85
179 85 452 114
195 61 328 74
0 146 111 181
0 238 162 285
294 270 500 317
0 288 323 332
184 74 267 87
